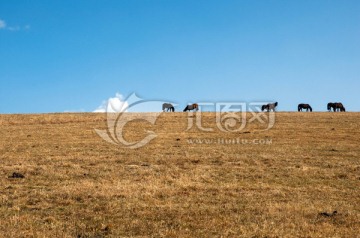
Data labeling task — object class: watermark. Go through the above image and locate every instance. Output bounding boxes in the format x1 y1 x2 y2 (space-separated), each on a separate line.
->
187 137 273 145
186 102 275 132
95 93 276 149
95 93 168 149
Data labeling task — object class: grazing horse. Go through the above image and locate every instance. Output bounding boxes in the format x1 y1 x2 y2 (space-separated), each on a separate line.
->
261 102 278 112
183 103 199 112
162 103 175 112
327 103 335 111
298 103 312 112
327 102 345 112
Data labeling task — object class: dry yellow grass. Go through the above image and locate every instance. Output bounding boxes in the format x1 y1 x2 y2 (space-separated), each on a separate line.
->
0 112 359 237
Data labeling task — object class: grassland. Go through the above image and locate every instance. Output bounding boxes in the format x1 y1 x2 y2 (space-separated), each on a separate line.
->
0 112 359 237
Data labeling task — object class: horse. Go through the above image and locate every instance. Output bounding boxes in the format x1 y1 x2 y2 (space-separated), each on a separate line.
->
162 103 175 112
183 103 199 112
261 102 278 112
298 103 312 112
327 103 335 111
327 102 345 112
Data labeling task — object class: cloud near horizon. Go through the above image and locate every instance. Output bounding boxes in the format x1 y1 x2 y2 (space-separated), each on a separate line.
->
0 18 30 31
94 92 129 113
0 19 6 29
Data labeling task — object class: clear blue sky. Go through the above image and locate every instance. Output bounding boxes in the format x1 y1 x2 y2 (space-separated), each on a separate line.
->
0 0 359 113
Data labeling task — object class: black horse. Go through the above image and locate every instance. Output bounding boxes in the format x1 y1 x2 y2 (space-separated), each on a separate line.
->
183 103 199 112
298 103 312 112
327 102 345 112
261 102 278 112
162 103 175 112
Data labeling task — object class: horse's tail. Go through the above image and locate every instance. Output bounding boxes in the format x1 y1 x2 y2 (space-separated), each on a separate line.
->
183 106 188 112
309 105 313 112
298 104 301 112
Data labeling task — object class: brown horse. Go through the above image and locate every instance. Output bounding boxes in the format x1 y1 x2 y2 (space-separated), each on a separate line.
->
298 103 312 112
327 102 345 112
183 103 199 112
261 102 278 112
162 103 175 112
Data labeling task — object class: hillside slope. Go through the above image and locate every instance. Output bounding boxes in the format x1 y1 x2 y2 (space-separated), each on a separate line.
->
0 112 359 237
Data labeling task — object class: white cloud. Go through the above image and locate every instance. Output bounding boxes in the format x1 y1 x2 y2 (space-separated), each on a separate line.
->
0 19 6 29
94 92 129 113
7 26 20 31
0 19 30 31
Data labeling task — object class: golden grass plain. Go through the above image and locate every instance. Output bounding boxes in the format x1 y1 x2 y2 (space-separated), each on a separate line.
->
0 112 359 237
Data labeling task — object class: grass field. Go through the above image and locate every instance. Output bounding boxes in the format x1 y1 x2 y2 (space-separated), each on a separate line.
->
0 112 359 237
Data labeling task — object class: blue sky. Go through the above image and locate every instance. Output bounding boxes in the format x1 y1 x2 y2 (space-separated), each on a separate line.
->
0 0 359 113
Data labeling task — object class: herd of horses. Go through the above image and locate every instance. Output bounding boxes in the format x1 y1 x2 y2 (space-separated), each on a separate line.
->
162 103 199 112
162 102 346 112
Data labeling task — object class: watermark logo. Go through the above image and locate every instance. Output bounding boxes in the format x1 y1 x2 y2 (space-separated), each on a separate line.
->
95 93 167 149
186 102 276 132
95 94 276 148
187 137 273 145
216 102 247 132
